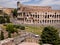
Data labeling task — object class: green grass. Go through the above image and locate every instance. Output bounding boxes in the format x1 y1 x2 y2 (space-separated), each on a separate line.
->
25 26 44 35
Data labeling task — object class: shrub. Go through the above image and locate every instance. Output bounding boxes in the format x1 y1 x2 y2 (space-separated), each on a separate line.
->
6 16 10 23
6 23 15 33
14 25 20 29
0 31 4 40
6 23 18 33
20 26 25 30
0 16 6 24
8 31 11 38
41 26 60 45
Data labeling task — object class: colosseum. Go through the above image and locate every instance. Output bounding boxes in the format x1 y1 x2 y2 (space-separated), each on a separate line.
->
17 1 60 25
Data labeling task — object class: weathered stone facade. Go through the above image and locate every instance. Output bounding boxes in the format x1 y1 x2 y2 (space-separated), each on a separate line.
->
17 1 60 25
0 38 15 45
0 7 14 15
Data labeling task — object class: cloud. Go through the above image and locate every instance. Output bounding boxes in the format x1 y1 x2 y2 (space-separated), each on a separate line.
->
20 0 31 3
22 0 60 10
0 0 60 10
39 0 60 6
0 0 17 8
23 0 60 6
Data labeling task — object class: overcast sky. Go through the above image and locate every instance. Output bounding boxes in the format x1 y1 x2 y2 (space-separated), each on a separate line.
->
0 0 60 10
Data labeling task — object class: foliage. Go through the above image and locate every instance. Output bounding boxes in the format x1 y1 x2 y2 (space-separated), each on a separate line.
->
0 16 10 24
12 9 17 17
20 26 25 30
4 13 8 15
6 23 15 33
0 31 4 40
41 26 60 45
6 16 10 23
14 25 25 30
6 23 18 34
8 31 11 38
14 25 20 29
0 16 5 24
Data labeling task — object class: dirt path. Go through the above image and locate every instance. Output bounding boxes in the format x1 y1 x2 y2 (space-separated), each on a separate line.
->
19 42 39 45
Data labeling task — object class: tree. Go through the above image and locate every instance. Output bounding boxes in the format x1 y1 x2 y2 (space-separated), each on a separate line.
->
6 23 18 34
6 23 15 33
1 18 5 24
6 16 10 23
8 31 11 38
41 26 60 45
0 16 6 24
0 31 4 40
12 9 17 17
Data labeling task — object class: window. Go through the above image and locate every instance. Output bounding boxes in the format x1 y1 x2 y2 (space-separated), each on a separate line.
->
52 20 53 23
18 13 22 15
59 15 60 18
55 15 56 18
38 15 39 18
45 15 47 18
40 20 42 23
48 15 49 18
33 15 34 17
47 20 49 23
23 12 25 15
45 12 47 14
17 18 24 20
50 15 52 17
45 20 46 23
50 20 51 23
35 15 37 18
55 12 56 15
27 15 29 16
30 14 32 17
52 15 54 17
42 20 44 23
17 8 20 10
0 10 3 14
57 15 58 18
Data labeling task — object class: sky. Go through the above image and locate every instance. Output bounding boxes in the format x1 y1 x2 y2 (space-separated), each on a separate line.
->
0 0 60 10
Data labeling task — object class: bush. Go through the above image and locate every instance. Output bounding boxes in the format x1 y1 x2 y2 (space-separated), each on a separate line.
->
0 31 4 40
8 31 11 38
0 16 6 24
14 25 20 29
14 25 25 30
41 26 60 45
0 16 10 24
6 16 10 23
6 23 15 33
6 23 18 34
20 26 25 30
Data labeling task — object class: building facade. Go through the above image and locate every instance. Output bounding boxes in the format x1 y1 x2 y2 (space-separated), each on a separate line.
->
0 6 14 15
17 1 60 25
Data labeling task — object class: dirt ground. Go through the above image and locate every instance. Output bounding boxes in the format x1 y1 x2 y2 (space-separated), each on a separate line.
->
19 42 39 45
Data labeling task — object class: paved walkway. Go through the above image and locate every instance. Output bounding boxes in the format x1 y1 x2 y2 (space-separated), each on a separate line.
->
19 42 39 45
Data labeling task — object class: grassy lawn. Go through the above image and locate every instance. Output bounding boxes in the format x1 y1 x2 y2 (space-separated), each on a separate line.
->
25 25 44 35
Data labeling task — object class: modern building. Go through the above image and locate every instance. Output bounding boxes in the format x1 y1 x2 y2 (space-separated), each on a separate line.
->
17 1 60 25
